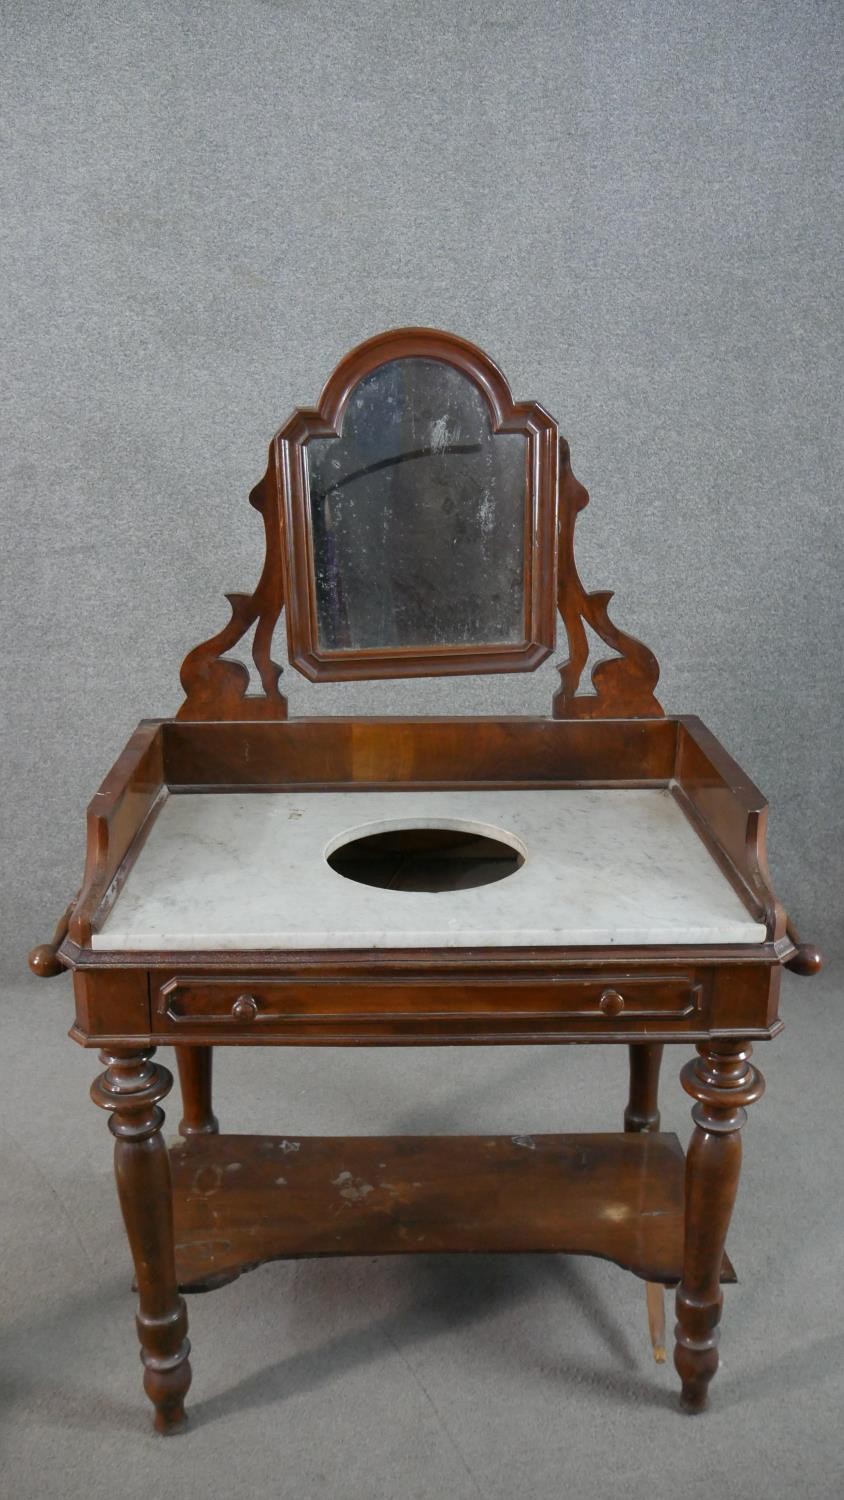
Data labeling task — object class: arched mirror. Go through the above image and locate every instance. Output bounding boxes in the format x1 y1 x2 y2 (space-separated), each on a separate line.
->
278 329 558 681
307 358 527 652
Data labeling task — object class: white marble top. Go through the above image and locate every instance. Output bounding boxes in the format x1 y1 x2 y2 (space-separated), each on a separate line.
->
92 788 766 951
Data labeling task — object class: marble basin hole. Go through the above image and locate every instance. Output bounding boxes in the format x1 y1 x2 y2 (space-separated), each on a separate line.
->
325 820 526 893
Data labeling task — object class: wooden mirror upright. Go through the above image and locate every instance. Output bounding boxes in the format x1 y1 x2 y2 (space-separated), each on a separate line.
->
31 327 821 1432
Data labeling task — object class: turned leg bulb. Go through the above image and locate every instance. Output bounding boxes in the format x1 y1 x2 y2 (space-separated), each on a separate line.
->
674 1041 764 1413
91 1048 192 1433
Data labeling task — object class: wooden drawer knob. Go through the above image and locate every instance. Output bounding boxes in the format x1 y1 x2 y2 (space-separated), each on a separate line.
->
599 988 625 1016
232 993 259 1022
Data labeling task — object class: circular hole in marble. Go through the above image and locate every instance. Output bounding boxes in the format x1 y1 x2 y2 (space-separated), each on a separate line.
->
325 819 526 893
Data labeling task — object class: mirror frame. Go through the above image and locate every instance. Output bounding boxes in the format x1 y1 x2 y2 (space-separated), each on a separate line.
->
276 328 558 682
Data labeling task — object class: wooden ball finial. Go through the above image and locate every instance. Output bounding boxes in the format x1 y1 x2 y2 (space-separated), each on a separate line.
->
28 943 65 978
784 920 823 977
785 942 823 977
28 895 76 977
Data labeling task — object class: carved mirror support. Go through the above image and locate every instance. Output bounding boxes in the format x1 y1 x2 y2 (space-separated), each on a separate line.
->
176 331 662 720
552 439 663 719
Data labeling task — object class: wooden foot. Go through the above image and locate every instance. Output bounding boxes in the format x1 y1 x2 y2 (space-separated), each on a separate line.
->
674 1041 764 1413
91 1048 192 1434
176 1046 219 1136
646 1281 666 1362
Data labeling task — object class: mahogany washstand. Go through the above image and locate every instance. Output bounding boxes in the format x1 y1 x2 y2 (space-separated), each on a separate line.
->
30 328 821 1432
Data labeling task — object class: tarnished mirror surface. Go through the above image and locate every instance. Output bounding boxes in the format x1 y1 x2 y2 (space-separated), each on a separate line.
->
306 358 527 651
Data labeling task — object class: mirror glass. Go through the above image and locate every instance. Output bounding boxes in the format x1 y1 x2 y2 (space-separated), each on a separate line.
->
306 358 527 651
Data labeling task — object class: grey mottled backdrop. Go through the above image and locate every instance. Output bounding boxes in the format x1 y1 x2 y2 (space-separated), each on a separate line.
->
2 0 841 972
2 9 844 1499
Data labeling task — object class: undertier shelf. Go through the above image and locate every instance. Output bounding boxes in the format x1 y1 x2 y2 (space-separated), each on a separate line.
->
170 1131 736 1292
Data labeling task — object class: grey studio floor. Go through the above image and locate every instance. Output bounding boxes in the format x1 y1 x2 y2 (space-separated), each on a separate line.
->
1 965 841 1500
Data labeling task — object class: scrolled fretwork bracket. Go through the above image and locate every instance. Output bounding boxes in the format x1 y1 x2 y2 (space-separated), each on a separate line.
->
552 438 663 719
176 447 287 721
176 428 665 721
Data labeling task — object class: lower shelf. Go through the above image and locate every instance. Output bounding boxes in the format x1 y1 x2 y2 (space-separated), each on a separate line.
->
170 1131 736 1293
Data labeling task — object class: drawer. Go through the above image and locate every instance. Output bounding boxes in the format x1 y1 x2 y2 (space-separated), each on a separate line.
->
154 973 702 1033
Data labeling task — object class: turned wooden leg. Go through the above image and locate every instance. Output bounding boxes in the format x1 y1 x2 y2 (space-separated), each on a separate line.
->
625 1044 666 1360
91 1048 192 1434
176 1046 219 1136
674 1041 764 1413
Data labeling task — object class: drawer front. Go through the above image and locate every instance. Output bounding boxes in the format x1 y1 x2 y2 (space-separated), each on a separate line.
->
154 972 702 1037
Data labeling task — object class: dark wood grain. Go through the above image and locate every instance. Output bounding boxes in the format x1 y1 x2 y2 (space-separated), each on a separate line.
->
68 721 165 946
553 438 664 719
162 715 678 788
176 1047 219 1136
172 331 663 710
28 894 76 977
153 971 702 1042
674 1041 765 1412
34 329 822 1427
91 1049 192 1433
168 1130 737 1292
673 716 784 936
175 328 559 705
72 968 150 1040
177 451 287 722
64 957 784 1050
625 1043 667 1360
625 1043 664 1133
783 918 823 976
